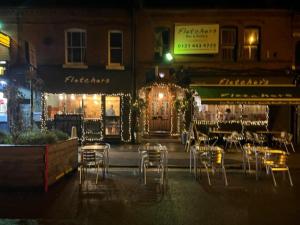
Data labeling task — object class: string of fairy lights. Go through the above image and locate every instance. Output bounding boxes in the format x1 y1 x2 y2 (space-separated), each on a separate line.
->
139 82 187 137
194 104 269 129
41 92 132 142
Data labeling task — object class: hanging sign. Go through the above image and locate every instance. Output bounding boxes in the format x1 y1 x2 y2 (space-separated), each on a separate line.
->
174 24 219 54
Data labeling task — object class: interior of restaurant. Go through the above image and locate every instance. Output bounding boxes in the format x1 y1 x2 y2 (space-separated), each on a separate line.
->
45 93 123 141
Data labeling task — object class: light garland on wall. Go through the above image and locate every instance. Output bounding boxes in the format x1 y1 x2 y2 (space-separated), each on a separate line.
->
139 82 187 136
193 104 269 130
42 92 132 142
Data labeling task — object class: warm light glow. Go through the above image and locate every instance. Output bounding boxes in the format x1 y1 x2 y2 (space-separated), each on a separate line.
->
93 94 97 100
159 72 165 78
158 93 164 99
94 100 98 105
248 35 254 45
83 94 86 99
59 94 64 101
71 94 75 100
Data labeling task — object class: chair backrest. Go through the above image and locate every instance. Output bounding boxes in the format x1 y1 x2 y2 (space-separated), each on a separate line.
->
264 150 288 167
245 131 253 141
201 147 224 166
139 143 163 163
279 131 286 138
82 150 96 164
287 133 293 143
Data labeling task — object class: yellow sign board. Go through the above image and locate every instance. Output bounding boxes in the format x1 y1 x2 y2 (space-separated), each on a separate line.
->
174 24 219 54
0 32 10 48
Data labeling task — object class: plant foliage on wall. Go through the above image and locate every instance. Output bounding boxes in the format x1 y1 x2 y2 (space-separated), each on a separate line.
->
4 84 25 142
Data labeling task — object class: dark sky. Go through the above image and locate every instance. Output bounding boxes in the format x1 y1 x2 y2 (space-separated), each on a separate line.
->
0 0 298 9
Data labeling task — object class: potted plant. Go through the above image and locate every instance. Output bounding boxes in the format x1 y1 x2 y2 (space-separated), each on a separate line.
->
131 98 146 143
174 96 190 144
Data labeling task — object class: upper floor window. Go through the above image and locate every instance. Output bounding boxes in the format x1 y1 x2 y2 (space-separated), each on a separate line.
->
65 29 86 64
221 27 237 61
243 28 260 61
108 31 123 66
154 27 170 62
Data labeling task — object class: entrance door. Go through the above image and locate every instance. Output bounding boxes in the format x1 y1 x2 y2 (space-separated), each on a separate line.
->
148 87 171 134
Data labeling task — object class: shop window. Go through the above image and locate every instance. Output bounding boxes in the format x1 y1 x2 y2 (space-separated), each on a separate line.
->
108 31 123 67
83 94 101 119
221 27 237 61
105 96 120 136
243 28 260 61
46 93 104 119
65 29 86 65
154 27 170 62
0 92 7 122
46 94 83 119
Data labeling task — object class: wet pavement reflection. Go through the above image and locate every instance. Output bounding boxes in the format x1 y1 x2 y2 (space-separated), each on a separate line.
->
0 168 300 225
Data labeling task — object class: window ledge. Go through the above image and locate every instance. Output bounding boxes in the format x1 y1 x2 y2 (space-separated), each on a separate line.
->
105 65 125 70
63 64 88 69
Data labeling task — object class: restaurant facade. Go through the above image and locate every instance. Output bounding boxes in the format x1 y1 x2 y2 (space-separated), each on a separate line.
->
1 4 300 143
134 8 300 143
16 8 133 142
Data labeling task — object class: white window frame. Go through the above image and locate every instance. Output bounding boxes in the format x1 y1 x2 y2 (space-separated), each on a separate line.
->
63 28 87 69
106 30 124 70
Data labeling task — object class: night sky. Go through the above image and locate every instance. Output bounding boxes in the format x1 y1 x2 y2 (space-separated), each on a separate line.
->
0 0 298 10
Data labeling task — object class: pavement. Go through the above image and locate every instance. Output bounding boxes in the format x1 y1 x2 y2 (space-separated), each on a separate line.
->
1 140 300 225
106 141 300 170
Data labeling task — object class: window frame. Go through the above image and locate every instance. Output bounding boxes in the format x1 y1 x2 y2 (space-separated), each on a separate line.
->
243 27 260 61
64 28 87 66
108 30 123 67
220 27 237 61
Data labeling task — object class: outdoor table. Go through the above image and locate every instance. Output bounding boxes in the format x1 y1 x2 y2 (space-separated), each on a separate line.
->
81 144 109 178
209 130 234 147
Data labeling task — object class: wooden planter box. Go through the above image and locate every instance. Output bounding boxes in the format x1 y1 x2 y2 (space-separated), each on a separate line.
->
0 138 78 192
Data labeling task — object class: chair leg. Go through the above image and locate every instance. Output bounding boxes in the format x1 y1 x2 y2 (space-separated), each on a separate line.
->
291 143 296 153
204 164 211 186
95 164 99 184
222 166 228 186
284 143 290 154
79 166 82 184
143 164 147 185
270 169 277 187
287 168 293 187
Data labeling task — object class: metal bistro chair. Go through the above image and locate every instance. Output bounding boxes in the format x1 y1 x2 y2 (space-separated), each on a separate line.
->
263 150 293 187
196 146 228 186
139 143 168 185
253 132 268 146
223 131 243 152
242 143 261 175
79 149 105 185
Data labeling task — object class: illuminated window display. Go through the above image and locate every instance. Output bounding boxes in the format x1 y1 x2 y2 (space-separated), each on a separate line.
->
46 93 102 119
194 104 268 125
83 94 101 119
0 92 7 122
105 96 120 136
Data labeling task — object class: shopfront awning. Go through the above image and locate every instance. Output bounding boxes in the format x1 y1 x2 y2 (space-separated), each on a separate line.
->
39 65 132 94
190 85 300 105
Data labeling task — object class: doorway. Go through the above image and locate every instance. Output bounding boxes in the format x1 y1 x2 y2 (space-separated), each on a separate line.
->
148 86 171 134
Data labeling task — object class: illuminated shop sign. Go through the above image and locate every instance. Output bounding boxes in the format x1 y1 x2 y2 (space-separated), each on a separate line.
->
174 24 219 54
64 76 110 84
0 32 10 48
